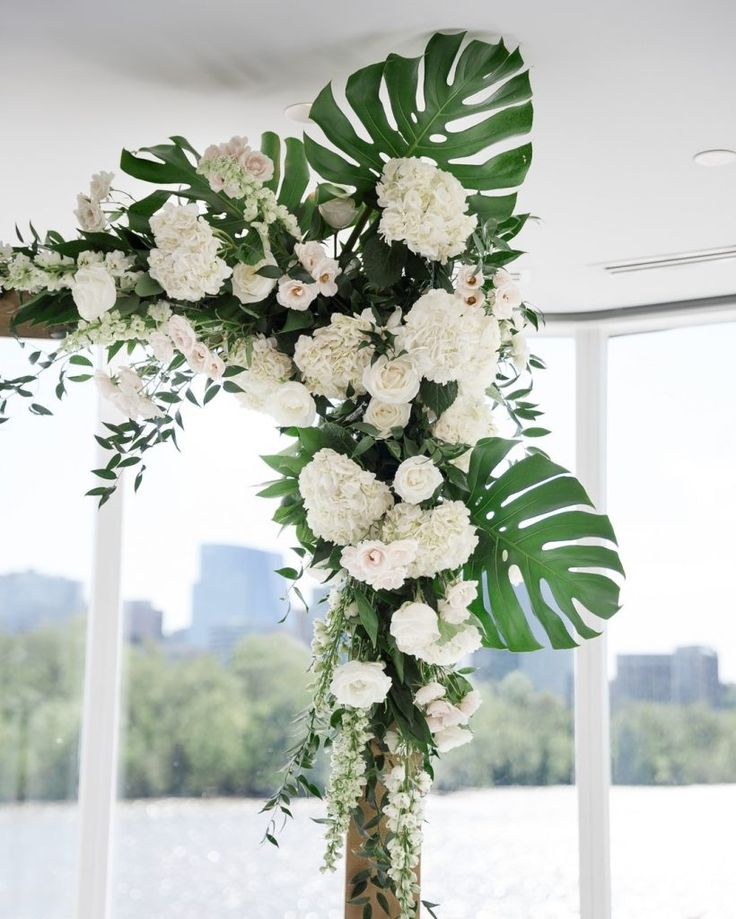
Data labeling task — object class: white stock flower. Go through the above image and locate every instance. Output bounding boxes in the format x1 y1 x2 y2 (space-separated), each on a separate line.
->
389 601 440 657
393 456 443 504
277 277 318 311
71 265 117 321
148 203 231 301
330 660 392 708
433 393 496 447
364 399 412 439
147 300 172 323
232 258 277 304
381 501 478 579
293 313 373 400
148 330 174 364
74 194 106 232
434 725 473 753
319 196 357 229
363 354 421 404
298 448 394 545
376 157 477 263
438 579 477 624
340 538 417 591
264 381 316 427
89 171 114 201
414 682 446 708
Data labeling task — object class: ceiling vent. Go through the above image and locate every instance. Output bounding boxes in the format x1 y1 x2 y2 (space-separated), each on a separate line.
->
603 245 736 275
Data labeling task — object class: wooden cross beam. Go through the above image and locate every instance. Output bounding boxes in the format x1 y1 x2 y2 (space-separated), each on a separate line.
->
0 291 54 339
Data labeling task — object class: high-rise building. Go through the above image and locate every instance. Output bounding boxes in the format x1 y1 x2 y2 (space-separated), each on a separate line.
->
0 570 84 633
672 646 720 707
124 600 163 645
473 647 574 706
188 544 285 657
611 646 722 708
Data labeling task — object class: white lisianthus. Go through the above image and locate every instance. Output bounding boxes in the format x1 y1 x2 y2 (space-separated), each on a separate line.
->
293 313 374 400
264 381 316 427
148 330 174 364
389 601 440 658
393 456 443 505
376 157 477 263
492 269 522 319
298 448 394 545
438 578 478 624
414 682 446 708
511 331 530 371
74 194 106 232
340 538 418 591
312 257 340 297
458 689 483 718
186 341 214 374
381 500 478 579
232 258 277 304
434 725 473 753
363 354 421 405
330 660 392 708
433 393 497 447
89 170 114 201
364 399 412 439
166 314 197 354
277 277 318 311
455 266 484 297
294 241 327 274
425 699 468 732
95 367 162 421
319 196 357 229
71 265 117 321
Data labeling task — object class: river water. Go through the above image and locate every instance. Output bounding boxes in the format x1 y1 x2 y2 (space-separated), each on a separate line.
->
1 786 734 918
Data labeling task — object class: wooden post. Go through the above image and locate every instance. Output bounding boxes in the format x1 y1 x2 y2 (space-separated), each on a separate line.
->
0 291 55 339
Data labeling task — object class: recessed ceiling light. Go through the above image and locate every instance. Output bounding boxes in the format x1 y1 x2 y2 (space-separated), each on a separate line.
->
284 103 313 124
693 148 736 167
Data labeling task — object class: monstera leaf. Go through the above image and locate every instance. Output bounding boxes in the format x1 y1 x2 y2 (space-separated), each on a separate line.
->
305 31 533 218
465 438 624 652
259 131 312 226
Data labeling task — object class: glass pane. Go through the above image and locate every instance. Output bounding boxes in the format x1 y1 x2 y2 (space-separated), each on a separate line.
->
0 338 96 919
608 322 736 918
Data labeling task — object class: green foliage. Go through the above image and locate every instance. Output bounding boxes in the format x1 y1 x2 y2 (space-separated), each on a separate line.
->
305 31 533 205
466 438 624 651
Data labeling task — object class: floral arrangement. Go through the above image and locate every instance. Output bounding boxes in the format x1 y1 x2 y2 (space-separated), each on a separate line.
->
0 32 623 918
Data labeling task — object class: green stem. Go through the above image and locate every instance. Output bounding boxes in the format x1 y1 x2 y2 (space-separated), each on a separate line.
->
338 205 375 266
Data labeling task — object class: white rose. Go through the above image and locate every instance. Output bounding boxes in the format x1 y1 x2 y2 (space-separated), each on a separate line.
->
458 690 482 718
364 399 412 439
294 241 327 274
74 194 106 232
148 330 174 364
319 196 357 229
393 456 443 504
167 315 197 353
277 277 318 311
389 601 440 657
438 579 478 625
493 282 522 319
71 265 117 321
312 257 340 297
330 660 392 708
232 259 277 304
243 151 274 182
434 725 473 753
426 699 468 731
89 170 114 201
363 354 421 404
264 381 316 427
414 682 446 708
340 539 417 591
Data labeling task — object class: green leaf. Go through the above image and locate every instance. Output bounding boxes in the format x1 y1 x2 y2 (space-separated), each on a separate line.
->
305 32 533 198
466 438 624 651
362 235 407 288
134 273 164 297
419 379 458 418
355 593 379 646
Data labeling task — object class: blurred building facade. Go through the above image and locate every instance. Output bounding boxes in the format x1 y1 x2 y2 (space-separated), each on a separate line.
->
611 645 721 708
0 570 84 633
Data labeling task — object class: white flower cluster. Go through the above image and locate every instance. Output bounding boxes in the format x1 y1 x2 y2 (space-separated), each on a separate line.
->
294 312 374 400
62 309 150 350
231 335 315 427
433 392 497 451
376 157 477 263
321 707 373 873
330 659 392 708
299 448 393 545
164 314 225 379
74 170 114 232
414 681 481 752
94 366 162 421
341 539 417 591
148 203 232 302
389 599 482 667
383 763 432 919
276 242 340 311
380 500 478 579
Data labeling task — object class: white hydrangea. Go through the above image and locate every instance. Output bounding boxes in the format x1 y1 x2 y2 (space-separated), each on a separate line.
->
231 335 294 411
299 448 394 545
376 157 477 263
380 500 478 578
433 393 497 447
293 312 374 399
148 203 232 301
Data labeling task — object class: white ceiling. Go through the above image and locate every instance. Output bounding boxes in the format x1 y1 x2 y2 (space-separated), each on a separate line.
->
2 0 735 313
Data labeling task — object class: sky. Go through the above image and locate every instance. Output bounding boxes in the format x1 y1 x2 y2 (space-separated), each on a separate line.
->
1 326 735 680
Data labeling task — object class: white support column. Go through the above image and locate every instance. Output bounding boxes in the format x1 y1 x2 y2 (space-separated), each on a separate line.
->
574 328 612 919
75 385 126 919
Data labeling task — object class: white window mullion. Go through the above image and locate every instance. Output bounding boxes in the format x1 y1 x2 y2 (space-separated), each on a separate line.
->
574 327 612 919
75 372 125 919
